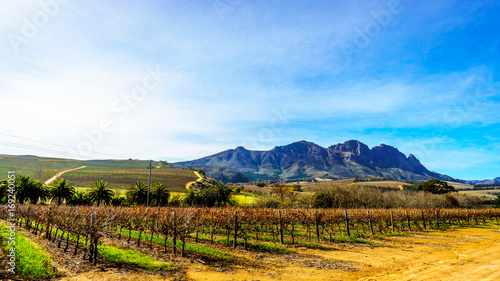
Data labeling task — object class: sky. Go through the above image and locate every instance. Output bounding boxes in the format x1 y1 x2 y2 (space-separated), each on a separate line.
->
0 0 499 180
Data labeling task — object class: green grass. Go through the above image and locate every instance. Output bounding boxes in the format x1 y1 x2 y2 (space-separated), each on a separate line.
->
233 194 258 206
28 221 178 271
0 222 59 279
192 233 295 254
118 228 234 261
98 244 177 271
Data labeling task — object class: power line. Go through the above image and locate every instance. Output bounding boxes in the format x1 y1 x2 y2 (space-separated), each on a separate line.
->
0 132 126 159
0 140 85 158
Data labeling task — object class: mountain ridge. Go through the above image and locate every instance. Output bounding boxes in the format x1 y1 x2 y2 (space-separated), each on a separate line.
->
175 140 458 183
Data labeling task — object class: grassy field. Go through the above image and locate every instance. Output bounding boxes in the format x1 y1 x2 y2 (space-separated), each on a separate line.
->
447 181 474 189
302 178 408 191
0 154 198 192
0 222 59 279
459 189 500 200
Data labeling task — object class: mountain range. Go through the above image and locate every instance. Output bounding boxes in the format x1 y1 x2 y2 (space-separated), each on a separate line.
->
175 140 458 183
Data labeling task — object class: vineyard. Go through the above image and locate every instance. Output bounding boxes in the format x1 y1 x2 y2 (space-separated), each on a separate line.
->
1 205 500 273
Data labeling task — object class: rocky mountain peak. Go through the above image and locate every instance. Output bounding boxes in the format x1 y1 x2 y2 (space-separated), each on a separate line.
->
175 140 455 183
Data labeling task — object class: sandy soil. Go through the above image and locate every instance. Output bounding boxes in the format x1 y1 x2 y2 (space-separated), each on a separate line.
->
52 224 500 281
183 226 500 281
3 224 499 281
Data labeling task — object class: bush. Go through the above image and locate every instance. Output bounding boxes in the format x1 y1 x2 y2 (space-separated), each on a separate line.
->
418 179 457 194
311 183 482 209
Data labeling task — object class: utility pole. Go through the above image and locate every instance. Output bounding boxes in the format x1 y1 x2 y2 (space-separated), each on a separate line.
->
146 160 154 207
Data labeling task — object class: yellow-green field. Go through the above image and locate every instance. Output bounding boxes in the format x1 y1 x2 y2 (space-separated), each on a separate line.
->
446 181 474 189
458 189 500 200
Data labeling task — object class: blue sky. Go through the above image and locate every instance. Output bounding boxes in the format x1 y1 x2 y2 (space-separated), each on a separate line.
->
0 0 499 180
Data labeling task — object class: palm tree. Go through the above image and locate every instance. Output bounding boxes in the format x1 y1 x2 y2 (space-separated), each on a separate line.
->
214 183 233 207
67 191 90 206
88 180 115 206
151 182 170 207
28 180 49 204
15 175 36 204
49 178 75 205
184 187 196 206
126 181 148 206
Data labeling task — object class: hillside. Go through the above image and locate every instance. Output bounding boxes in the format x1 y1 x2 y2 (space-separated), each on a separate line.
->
176 140 457 183
465 177 500 185
0 155 198 192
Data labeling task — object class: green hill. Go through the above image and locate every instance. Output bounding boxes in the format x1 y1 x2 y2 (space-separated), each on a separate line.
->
0 155 198 192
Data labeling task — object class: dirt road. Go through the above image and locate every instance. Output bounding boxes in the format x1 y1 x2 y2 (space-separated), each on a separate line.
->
44 166 87 186
186 225 500 281
185 171 203 190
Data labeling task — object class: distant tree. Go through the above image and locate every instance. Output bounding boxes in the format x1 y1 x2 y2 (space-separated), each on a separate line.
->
151 182 170 207
0 180 8 203
494 195 500 209
88 180 115 206
418 179 457 194
111 195 127 206
169 194 183 207
292 183 302 192
67 191 91 206
256 182 266 187
214 183 232 207
126 181 148 205
34 166 43 180
49 178 76 205
271 181 291 203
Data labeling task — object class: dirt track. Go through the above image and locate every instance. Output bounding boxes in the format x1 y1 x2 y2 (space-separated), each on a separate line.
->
44 166 87 186
55 224 500 281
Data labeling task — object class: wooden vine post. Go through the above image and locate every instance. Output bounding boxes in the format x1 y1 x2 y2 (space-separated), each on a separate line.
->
315 211 320 242
172 211 177 255
233 211 238 248
435 210 439 228
195 209 200 243
278 210 284 245
405 211 411 231
421 210 426 230
344 210 350 237
367 211 374 235
390 211 395 232
89 213 98 265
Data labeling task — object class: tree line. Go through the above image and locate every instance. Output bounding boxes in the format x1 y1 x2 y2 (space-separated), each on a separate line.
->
0 174 234 207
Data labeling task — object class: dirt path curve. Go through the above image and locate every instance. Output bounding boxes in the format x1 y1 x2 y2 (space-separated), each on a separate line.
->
185 171 203 190
44 166 87 186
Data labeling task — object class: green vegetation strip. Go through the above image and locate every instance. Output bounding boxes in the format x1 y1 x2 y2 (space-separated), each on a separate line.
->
98 244 176 271
0 222 59 279
28 221 177 271
118 229 234 261
191 233 295 254
207 227 368 249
